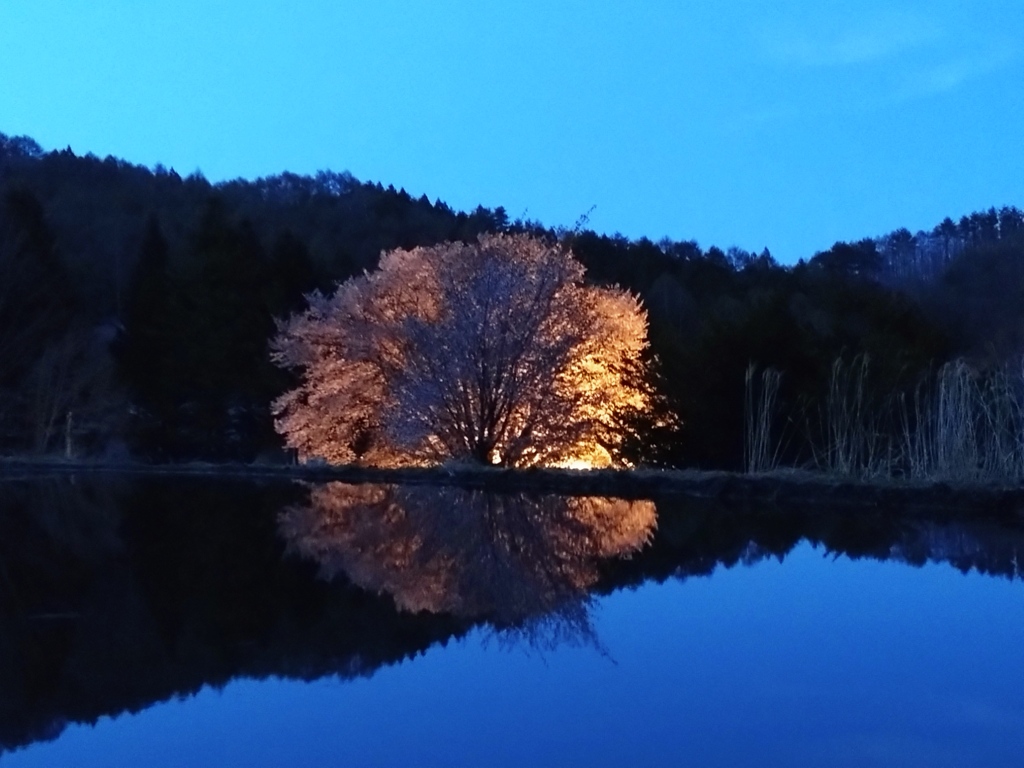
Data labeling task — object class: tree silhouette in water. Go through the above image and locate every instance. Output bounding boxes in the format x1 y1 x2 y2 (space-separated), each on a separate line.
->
279 483 656 646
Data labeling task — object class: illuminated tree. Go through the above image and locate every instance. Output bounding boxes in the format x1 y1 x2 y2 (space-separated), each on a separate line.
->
271 233 654 467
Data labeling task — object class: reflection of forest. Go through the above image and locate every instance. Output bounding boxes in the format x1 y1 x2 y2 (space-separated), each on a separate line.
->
605 496 1024 592
280 484 656 632
1 477 1024 754
0 478 470 754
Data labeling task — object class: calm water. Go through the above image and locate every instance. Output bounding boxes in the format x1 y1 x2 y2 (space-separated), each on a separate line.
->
1 476 1023 766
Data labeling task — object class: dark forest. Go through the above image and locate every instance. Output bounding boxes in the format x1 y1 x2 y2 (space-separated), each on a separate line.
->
1 131 1022 471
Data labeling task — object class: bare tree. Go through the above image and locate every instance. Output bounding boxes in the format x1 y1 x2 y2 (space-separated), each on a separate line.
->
26 327 125 456
271 234 654 467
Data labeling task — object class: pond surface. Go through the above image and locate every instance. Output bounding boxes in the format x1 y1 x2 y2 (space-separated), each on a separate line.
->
1 476 1023 766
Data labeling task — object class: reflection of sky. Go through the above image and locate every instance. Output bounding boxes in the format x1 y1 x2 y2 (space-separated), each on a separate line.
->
7 542 1024 767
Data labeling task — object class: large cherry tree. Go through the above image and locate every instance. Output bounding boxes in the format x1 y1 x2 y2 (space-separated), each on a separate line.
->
271 233 653 467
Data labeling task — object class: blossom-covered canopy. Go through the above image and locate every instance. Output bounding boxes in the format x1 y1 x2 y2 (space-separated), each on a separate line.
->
271 233 652 467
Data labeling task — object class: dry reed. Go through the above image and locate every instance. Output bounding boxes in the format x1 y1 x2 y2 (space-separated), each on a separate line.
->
746 355 1024 483
744 364 782 473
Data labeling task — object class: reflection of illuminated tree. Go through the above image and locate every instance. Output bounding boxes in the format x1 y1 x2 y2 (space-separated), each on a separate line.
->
279 484 656 636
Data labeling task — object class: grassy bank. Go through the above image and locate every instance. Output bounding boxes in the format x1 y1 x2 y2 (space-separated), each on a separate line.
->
3 457 1024 517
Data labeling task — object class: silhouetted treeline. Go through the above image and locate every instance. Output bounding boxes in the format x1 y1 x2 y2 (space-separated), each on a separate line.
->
1 130 1021 466
0 133 506 460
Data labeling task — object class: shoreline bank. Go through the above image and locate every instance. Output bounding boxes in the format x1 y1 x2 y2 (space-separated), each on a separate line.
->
2 458 1023 516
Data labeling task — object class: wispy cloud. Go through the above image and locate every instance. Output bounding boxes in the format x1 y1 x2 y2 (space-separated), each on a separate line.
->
744 13 1021 124
761 14 943 68
906 45 1018 96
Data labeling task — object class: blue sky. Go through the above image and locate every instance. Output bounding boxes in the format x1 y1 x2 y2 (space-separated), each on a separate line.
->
1 1 1021 262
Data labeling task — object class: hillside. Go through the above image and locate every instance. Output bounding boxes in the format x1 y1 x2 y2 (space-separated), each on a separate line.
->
1 131 1021 468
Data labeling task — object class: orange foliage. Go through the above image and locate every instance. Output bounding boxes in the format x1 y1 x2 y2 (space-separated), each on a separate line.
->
271 233 653 467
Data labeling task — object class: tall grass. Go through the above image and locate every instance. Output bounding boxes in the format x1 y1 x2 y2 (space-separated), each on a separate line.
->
899 360 1024 482
745 355 1024 483
744 364 782 473
818 356 891 478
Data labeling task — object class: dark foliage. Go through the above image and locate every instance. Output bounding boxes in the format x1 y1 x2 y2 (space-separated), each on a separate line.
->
0 129 1019 465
